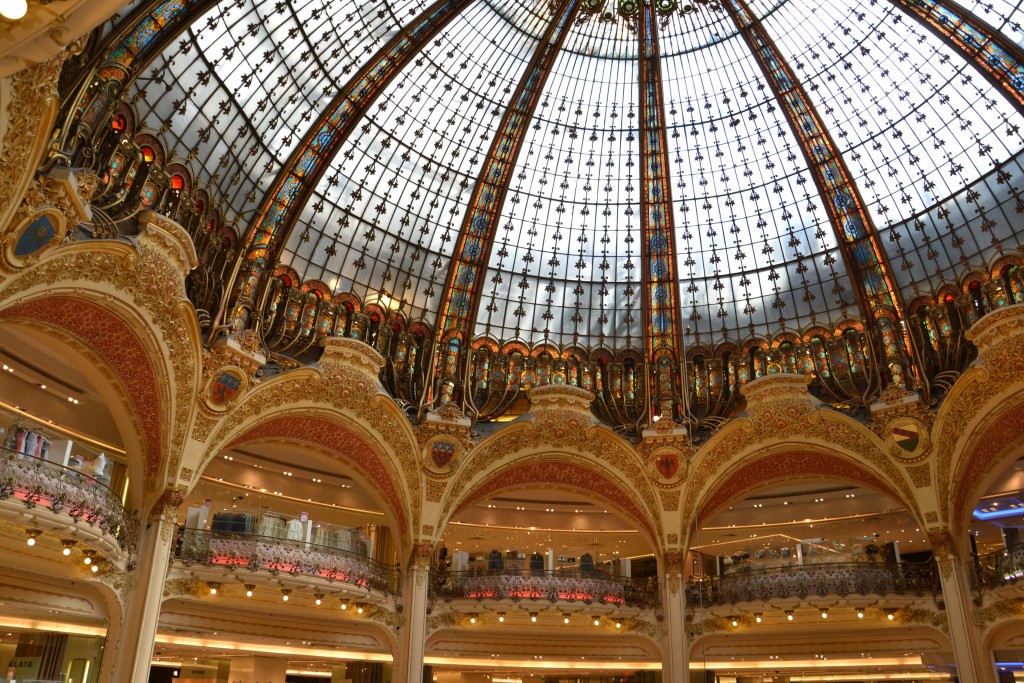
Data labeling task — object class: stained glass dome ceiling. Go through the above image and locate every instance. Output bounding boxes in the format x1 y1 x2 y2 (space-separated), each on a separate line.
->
130 0 1024 350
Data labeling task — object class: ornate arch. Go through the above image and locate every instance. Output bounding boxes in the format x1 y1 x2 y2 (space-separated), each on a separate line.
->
220 411 409 536
692 447 908 535
933 303 1024 527
196 347 422 541
682 375 921 536
437 413 662 547
0 294 168 490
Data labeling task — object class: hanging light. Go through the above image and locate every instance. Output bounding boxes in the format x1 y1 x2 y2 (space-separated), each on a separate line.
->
82 550 95 565
820 608 829 619
563 613 570 624
469 615 477 624
593 618 601 626
497 613 505 623
884 608 897 621
25 529 40 546
281 589 291 602
729 616 738 627
753 613 762 623
61 540 76 556
245 585 255 598
208 583 220 596
614 621 621 629
314 593 323 606
785 610 794 621
856 608 864 619
356 605 364 614
340 601 348 610
0 0 28 21
529 612 538 623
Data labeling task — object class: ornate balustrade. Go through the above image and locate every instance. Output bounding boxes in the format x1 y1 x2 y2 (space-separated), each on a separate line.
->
173 527 400 596
0 447 137 552
430 569 659 609
255 267 1023 436
974 544 1024 590
686 560 939 606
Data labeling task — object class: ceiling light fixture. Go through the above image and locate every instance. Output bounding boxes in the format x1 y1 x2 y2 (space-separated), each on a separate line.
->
497 612 505 623
562 613 570 624
281 589 291 602
856 608 864 619
820 608 829 619
25 529 40 546
61 540 76 556
245 585 254 598
884 608 897 621
753 613 762 623
208 583 220 596
529 612 538 623
729 616 738 627
314 593 323 606
785 610 794 621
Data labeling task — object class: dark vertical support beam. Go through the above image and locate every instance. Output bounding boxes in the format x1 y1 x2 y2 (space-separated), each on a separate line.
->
890 0 1024 111
723 0 913 391
432 0 582 405
637 0 686 421
226 0 475 332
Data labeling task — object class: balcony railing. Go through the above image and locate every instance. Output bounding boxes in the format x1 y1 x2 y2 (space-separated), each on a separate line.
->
430 568 659 608
0 448 137 551
974 544 1024 590
686 560 939 606
173 527 400 596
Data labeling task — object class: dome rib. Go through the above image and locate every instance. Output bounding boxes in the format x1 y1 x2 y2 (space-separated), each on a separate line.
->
723 0 913 389
434 0 584 398
637 0 686 414
892 0 1024 113
227 0 476 332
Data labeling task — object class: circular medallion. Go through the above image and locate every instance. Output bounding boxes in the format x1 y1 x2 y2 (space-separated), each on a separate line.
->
884 416 930 462
650 447 685 486
203 366 247 412
424 436 460 476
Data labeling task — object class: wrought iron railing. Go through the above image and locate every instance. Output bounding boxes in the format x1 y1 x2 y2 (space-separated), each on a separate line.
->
173 527 400 596
974 544 1024 590
255 269 1023 436
0 447 137 551
430 568 659 608
685 560 939 606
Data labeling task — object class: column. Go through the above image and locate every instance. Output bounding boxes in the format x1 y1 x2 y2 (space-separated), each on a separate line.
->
228 656 288 682
661 552 689 683
393 542 432 683
931 531 997 682
97 487 184 681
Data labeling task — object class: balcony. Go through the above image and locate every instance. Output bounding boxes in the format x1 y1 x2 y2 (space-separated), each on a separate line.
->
430 568 659 609
686 560 940 606
975 543 1024 591
172 527 400 596
0 447 137 554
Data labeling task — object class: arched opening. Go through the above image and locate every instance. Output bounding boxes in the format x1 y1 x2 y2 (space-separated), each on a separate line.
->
428 483 662 677
686 470 946 678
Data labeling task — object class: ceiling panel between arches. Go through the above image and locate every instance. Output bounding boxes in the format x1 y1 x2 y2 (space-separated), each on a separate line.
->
278 0 544 324
129 0 422 228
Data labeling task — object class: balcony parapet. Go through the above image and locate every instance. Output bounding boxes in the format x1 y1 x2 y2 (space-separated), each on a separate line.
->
430 569 659 609
0 448 137 556
172 527 400 597
686 560 939 606
974 543 1024 593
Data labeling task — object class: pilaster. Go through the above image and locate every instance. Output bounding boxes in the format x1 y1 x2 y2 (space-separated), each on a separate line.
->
661 551 689 683
98 486 183 681
393 541 432 683
930 530 996 682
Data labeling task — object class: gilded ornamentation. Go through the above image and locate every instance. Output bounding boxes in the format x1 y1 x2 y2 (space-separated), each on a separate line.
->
925 511 938 524
421 524 435 537
881 416 931 463
928 529 956 579
162 578 207 599
411 542 433 570
976 597 1024 627
905 462 931 488
0 232 201 481
0 42 81 236
658 489 681 511
892 606 948 635
425 479 446 503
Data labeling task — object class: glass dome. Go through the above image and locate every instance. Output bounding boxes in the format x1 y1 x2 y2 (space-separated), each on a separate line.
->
123 0 1024 351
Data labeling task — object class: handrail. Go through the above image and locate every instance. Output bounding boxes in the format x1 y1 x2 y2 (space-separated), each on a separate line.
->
430 568 660 608
172 526 400 596
974 543 1024 589
686 560 939 606
0 448 137 551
